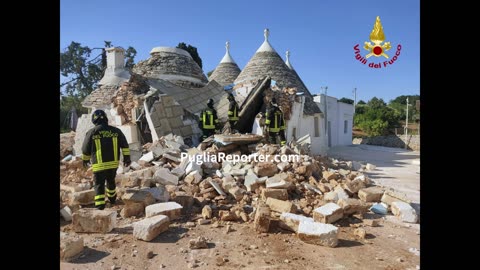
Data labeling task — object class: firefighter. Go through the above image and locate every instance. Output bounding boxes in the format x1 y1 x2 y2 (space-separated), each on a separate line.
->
227 93 239 129
199 98 219 141
265 98 286 146
81 110 131 210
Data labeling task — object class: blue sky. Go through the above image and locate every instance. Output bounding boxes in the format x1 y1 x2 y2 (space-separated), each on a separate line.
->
60 0 419 103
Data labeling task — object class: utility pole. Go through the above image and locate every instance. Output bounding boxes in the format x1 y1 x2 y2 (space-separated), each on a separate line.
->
405 97 409 149
321 86 328 135
353 87 357 126
353 88 357 111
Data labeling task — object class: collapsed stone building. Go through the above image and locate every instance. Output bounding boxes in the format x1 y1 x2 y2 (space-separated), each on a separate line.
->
73 29 355 159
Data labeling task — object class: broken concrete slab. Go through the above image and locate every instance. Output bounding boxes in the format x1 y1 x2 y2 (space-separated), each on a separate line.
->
266 197 294 213
141 186 170 202
297 221 338 247
354 228 366 239
266 173 292 189
60 233 84 262
72 209 117 233
139 151 154 163
120 202 145 218
133 214 170 241
185 170 202 185
254 205 271 233
334 185 350 200
208 179 227 196
60 206 73 222
358 187 385 202
170 166 186 179
254 162 278 177
153 168 179 186
303 183 322 195
228 186 245 201
277 162 290 172
244 173 260 192
279 213 314 232
322 171 338 180
313 203 343 224
381 190 411 205
121 190 156 207
323 191 339 203
391 201 418 223
351 161 363 171
185 159 202 175
337 198 368 216
262 188 288 201
145 202 183 220
343 179 366 194
70 189 95 206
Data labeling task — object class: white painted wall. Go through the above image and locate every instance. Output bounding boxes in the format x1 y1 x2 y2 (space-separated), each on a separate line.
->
314 94 354 147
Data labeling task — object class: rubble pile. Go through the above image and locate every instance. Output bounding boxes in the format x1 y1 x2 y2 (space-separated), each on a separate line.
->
60 132 418 249
111 73 150 124
263 85 299 120
60 131 76 159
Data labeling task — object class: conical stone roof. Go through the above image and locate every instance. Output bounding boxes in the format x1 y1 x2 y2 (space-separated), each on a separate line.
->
133 47 208 88
209 41 241 86
234 29 321 115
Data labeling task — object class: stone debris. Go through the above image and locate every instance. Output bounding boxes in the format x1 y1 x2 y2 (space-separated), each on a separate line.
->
297 221 338 247
189 236 208 249
145 202 183 220
60 206 73 222
353 228 366 239
381 190 411 205
133 214 170 241
72 209 117 233
391 201 418 223
60 232 84 261
358 187 384 202
60 131 418 257
279 212 314 232
313 203 343 224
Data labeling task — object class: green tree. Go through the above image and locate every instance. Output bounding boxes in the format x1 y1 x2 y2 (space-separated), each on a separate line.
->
60 41 137 98
357 100 366 105
339 97 354 104
388 94 420 122
176 42 203 68
207 69 215 78
60 41 137 132
353 96 401 136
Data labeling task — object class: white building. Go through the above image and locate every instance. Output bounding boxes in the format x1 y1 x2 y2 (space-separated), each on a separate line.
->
313 95 354 147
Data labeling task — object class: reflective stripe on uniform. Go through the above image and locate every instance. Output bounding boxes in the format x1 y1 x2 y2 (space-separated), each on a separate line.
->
95 194 105 200
203 111 215 129
280 141 286 146
92 160 120 172
95 200 106 206
122 148 130 155
82 154 91 161
94 139 102 163
112 137 118 161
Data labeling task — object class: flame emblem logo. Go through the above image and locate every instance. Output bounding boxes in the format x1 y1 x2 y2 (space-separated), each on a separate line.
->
364 16 391 58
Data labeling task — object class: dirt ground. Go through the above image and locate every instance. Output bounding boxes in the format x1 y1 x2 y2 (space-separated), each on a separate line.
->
61 145 420 270
60 208 419 270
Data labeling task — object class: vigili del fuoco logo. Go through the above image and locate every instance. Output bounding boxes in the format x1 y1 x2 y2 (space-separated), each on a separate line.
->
354 16 402 69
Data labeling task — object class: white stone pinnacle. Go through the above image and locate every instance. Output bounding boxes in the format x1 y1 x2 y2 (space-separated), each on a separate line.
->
285 50 293 70
256 28 276 53
220 40 236 64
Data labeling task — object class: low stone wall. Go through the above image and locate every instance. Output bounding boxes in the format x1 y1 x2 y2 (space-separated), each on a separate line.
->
353 135 420 151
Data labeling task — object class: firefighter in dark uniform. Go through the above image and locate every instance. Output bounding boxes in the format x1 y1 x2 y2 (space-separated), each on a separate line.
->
199 98 219 141
82 110 131 210
265 98 286 146
227 93 239 129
